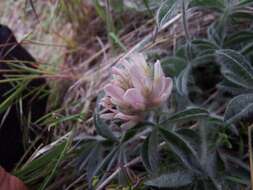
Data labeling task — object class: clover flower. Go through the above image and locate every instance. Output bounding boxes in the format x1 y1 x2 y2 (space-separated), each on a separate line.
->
100 53 173 127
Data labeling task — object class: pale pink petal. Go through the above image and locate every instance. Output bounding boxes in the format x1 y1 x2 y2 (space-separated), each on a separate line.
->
112 67 128 81
150 77 173 106
131 54 153 93
154 60 164 81
131 53 149 74
128 65 152 95
114 112 140 121
151 61 166 97
99 99 107 107
112 66 123 76
120 59 131 70
123 88 145 110
160 77 173 103
100 113 116 120
100 97 112 107
143 76 153 93
129 65 145 90
101 106 118 114
104 84 125 106
120 120 138 129
152 76 166 98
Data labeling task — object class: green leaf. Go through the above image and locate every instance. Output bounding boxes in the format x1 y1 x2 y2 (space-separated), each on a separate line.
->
191 0 225 10
94 113 118 141
224 31 253 47
203 178 222 190
15 141 68 184
48 112 85 128
87 143 102 186
120 122 147 142
232 9 253 20
218 78 250 95
216 49 253 89
156 0 181 28
159 127 199 170
225 176 250 186
109 0 124 12
109 32 127 51
192 39 219 51
98 148 119 185
93 147 118 180
92 0 107 21
145 170 194 188
208 21 226 47
38 140 70 190
141 129 159 174
163 107 209 123
239 0 253 6
224 93 253 123
123 0 162 11
241 41 253 55
176 64 191 96
117 148 129 185
0 81 29 113
161 56 187 77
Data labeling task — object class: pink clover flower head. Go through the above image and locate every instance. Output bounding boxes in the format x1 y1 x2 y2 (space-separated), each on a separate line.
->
100 53 173 127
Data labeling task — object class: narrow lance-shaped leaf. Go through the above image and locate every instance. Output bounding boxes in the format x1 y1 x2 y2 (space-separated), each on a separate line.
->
38 140 70 190
141 129 159 174
224 93 253 123
159 127 199 171
156 0 181 28
191 0 225 10
15 141 68 183
161 56 187 77
176 64 191 96
93 147 118 177
224 31 253 47
0 81 29 113
216 49 253 89
87 143 102 187
94 113 118 141
162 107 209 124
145 170 194 189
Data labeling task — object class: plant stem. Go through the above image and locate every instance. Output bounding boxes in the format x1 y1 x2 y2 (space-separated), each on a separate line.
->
96 157 141 190
181 0 190 42
248 124 253 189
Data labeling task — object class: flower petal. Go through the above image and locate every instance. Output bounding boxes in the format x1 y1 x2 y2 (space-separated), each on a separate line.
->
112 66 128 81
131 53 149 74
104 84 125 106
154 60 164 81
100 113 116 120
151 77 173 106
160 77 173 103
151 61 166 97
112 66 123 76
100 97 112 107
129 65 145 89
120 120 138 129
123 88 145 110
114 112 140 121
152 76 166 98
